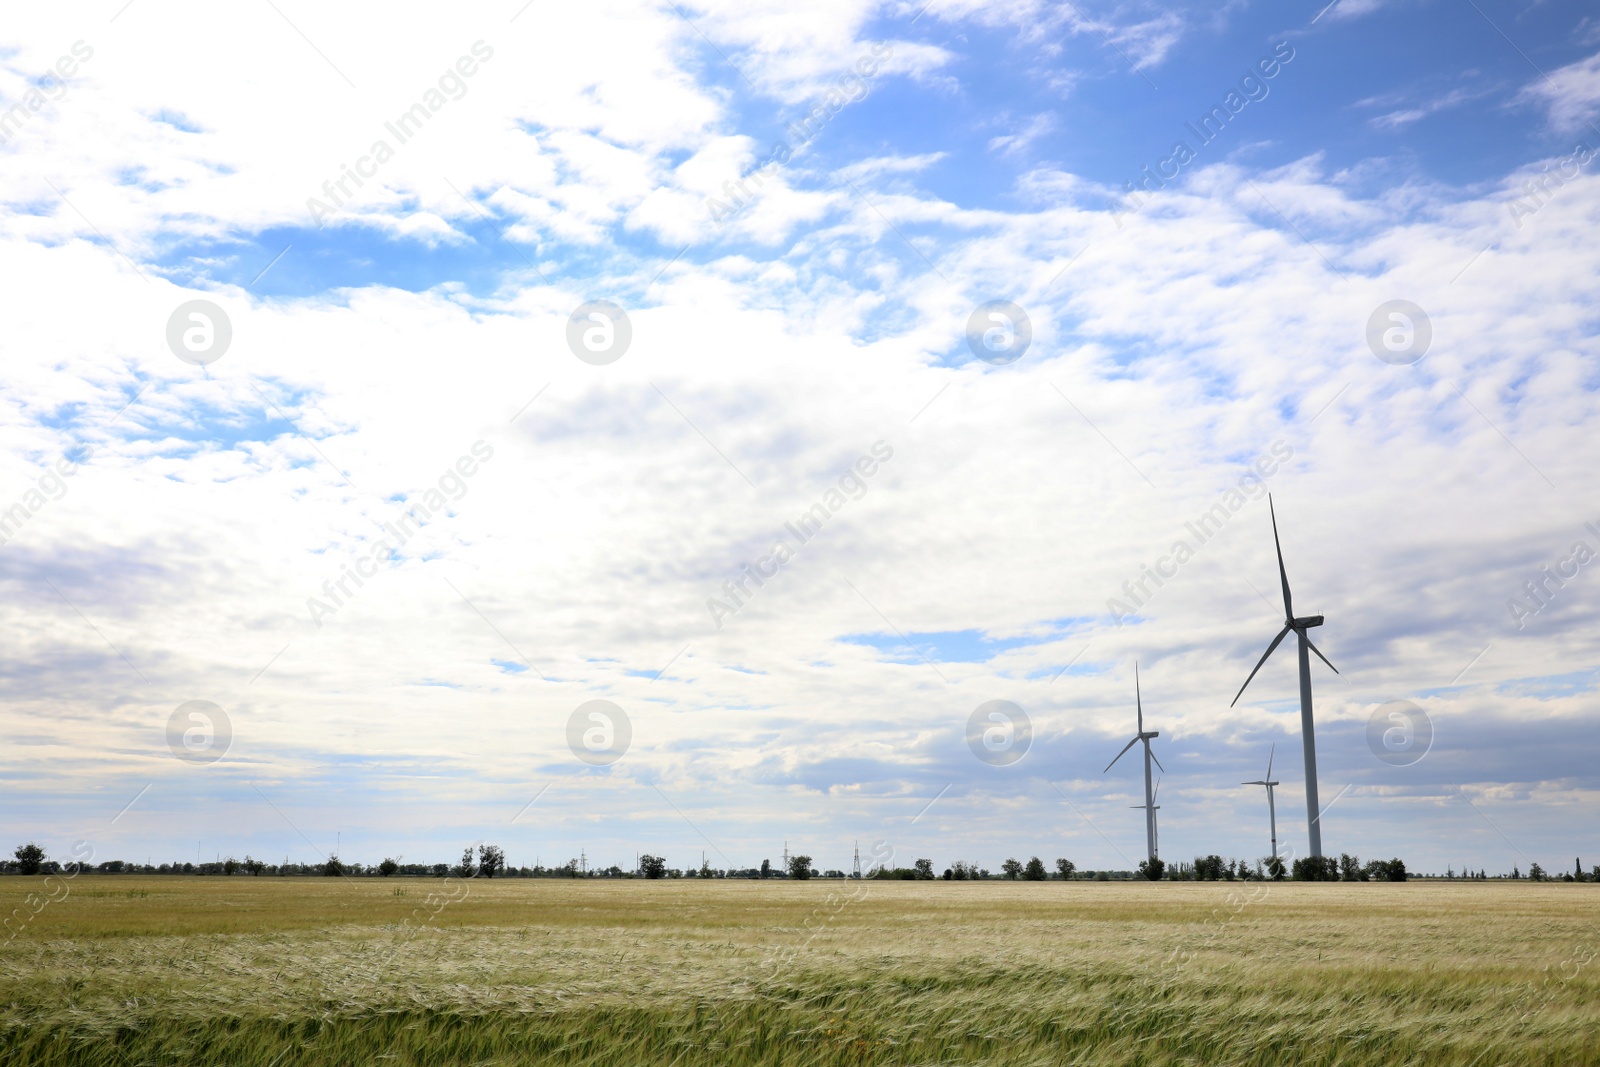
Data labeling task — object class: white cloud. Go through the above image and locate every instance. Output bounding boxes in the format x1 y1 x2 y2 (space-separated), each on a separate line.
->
1519 49 1600 134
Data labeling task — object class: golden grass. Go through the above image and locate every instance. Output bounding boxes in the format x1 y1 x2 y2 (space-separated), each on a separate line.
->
1 877 1595 1064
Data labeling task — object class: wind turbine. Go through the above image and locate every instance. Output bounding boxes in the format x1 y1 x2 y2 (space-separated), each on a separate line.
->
1241 744 1280 861
1131 777 1162 858
1105 662 1164 863
1231 496 1338 859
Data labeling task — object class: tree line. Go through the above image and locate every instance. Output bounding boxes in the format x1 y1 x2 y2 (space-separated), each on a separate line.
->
10 842 1597 882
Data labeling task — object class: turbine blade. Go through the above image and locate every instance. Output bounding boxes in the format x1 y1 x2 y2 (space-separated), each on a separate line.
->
1149 744 1165 774
1153 776 1161 803
1231 624 1292 706
1135 660 1143 734
1305 635 1339 675
1269 494 1293 619
1103 736 1139 773
1266 742 1275 780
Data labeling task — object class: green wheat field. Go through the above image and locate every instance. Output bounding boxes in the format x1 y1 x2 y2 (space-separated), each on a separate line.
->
1 876 1595 1065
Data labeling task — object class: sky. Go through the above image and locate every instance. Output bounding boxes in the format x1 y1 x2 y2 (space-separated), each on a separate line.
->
2 0 1598 878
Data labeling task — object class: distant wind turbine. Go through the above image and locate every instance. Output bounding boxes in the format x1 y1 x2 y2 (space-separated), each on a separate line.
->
1231 496 1338 858
1242 743 1281 861
1105 662 1164 863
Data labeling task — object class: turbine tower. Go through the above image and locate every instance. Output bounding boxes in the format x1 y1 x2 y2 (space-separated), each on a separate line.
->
1241 743 1281 860
1105 662 1164 863
1231 496 1339 858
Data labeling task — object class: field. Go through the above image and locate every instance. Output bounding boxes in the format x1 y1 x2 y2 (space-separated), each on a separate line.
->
0 876 1595 1065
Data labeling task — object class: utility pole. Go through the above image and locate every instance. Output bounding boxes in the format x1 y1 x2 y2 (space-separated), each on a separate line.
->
853 841 861 880
580 849 587 875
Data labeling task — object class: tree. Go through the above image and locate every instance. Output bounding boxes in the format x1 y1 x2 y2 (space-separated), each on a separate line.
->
1364 858 1407 882
457 848 477 878
640 854 666 879
1055 858 1076 880
14 843 45 876
787 854 813 880
1001 858 1024 880
243 856 265 876
222 856 240 876
1137 857 1165 881
1339 853 1364 881
1293 856 1338 881
378 857 400 877
478 845 505 878
914 858 934 880
1265 856 1285 880
760 858 771 879
1023 857 1047 881
698 857 715 878
1529 862 1546 882
322 855 345 877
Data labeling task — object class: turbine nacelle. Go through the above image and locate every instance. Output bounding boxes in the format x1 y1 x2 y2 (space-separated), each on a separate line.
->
1292 615 1324 629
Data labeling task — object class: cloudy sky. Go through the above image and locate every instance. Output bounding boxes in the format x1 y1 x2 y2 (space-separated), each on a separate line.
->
3 0 1598 877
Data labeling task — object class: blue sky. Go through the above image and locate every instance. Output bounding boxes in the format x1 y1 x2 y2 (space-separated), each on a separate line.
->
2 0 1599 878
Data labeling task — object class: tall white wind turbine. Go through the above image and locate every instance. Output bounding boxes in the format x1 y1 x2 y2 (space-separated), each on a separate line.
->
1105 662 1164 863
1231 496 1339 859
1242 744 1281 861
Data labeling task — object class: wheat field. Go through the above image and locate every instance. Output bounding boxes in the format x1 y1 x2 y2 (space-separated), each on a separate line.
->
0 876 1594 1065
